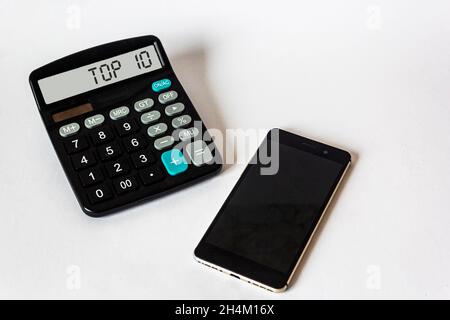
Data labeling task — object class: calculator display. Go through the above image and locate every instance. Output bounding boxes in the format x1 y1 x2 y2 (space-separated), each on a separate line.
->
38 45 163 104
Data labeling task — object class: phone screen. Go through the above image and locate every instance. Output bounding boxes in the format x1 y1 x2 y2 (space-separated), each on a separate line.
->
205 142 346 274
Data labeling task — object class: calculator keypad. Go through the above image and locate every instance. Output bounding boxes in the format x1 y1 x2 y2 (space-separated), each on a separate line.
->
98 142 122 161
105 159 130 178
72 151 97 170
115 118 140 136
91 127 114 145
79 167 104 187
56 77 220 215
87 184 113 204
64 136 89 154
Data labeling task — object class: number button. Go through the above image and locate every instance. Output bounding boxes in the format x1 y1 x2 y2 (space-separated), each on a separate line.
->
123 135 146 152
79 167 104 187
87 184 113 204
115 118 139 136
64 135 89 154
139 166 164 186
131 150 155 169
98 141 122 161
90 127 114 145
113 175 138 195
105 159 130 178
71 151 97 170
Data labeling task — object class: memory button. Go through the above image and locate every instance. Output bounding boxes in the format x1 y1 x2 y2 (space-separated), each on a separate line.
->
109 106 129 120
84 114 104 129
59 122 80 137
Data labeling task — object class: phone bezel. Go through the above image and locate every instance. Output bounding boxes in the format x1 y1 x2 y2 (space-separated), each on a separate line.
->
194 128 351 291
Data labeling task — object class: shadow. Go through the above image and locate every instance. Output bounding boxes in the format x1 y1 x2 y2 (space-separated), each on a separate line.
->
170 47 235 172
283 127 359 288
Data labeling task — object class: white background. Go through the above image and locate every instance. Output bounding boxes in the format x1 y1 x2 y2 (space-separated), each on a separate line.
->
0 0 449 299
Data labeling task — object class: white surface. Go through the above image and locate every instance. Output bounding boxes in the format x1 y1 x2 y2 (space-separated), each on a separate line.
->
0 0 449 299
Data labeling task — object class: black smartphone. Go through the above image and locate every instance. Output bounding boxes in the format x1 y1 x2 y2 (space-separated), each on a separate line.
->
194 128 351 292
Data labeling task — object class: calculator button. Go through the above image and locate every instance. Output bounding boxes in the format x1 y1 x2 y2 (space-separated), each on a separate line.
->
139 166 164 185
115 118 139 136
154 135 175 150
71 151 97 170
186 140 214 167
158 90 178 104
123 135 147 152
152 79 171 92
79 167 104 187
161 149 188 176
134 98 154 112
59 122 80 137
165 102 185 116
84 114 105 129
140 110 161 125
171 115 192 128
98 141 122 161
90 127 114 145
87 184 113 204
109 106 129 120
105 159 130 178
147 123 168 138
178 127 200 141
131 150 155 169
113 175 139 195
64 135 89 154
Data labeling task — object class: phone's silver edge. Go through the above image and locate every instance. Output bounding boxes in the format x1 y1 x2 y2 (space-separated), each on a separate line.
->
286 160 351 285
195 160 351 293
193 255 287 293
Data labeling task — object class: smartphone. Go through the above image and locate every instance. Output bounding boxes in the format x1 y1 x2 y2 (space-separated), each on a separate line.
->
194 128 351 292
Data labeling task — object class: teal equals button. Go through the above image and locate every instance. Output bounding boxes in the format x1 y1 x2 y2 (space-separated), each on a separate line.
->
152 78 171 92
161 149 188 176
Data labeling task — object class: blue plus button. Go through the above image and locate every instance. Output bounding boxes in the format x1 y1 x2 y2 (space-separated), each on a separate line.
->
161 149 188 176
152 79 171 92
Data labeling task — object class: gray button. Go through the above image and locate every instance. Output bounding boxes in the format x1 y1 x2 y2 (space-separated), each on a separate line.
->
140 110 161 124
178 127 200 141
186 140 214 167
59 122 80 137
165 102 185 116
134 98 154 112
84 114 105 129
158 90 178 104
172 115 192 128
147 123 168 137
154 135 175 150
109 106 129 120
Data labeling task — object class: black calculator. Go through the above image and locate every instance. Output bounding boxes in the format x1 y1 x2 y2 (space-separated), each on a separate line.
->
29 36 222 217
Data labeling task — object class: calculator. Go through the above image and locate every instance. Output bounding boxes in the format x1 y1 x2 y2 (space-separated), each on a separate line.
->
29 36 222 217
